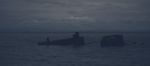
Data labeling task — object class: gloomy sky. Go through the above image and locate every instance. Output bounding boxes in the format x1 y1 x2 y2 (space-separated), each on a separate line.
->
0 0 150 32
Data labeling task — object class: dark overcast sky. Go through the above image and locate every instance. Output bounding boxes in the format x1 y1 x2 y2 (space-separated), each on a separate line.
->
0 0 150 32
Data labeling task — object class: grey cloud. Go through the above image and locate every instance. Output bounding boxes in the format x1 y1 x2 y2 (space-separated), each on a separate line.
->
0 0 150 32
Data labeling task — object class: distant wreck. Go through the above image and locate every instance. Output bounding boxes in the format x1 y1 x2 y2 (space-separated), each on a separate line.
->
38 32 85 47
101 34 125 47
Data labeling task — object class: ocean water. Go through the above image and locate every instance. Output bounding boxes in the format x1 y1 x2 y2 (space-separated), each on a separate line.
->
0 32 150 66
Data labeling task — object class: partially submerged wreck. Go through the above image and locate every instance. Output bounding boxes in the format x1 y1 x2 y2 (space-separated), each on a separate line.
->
101 34 125 47
38 32 85 47
38 32 125 47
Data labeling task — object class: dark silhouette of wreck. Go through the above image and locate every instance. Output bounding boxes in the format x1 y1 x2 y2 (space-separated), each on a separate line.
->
38 32 85 47
101 34 125 47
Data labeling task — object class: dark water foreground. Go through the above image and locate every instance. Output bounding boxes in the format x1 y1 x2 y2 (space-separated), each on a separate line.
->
0 32 150 66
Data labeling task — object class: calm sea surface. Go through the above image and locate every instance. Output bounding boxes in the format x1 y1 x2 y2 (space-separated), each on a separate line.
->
0 32 150 66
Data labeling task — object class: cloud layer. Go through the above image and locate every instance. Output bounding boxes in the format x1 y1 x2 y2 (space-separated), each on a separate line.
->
0 0 150 32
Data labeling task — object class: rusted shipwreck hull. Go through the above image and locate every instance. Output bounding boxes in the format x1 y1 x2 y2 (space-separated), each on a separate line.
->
101 34 125 47
38 37 85 47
